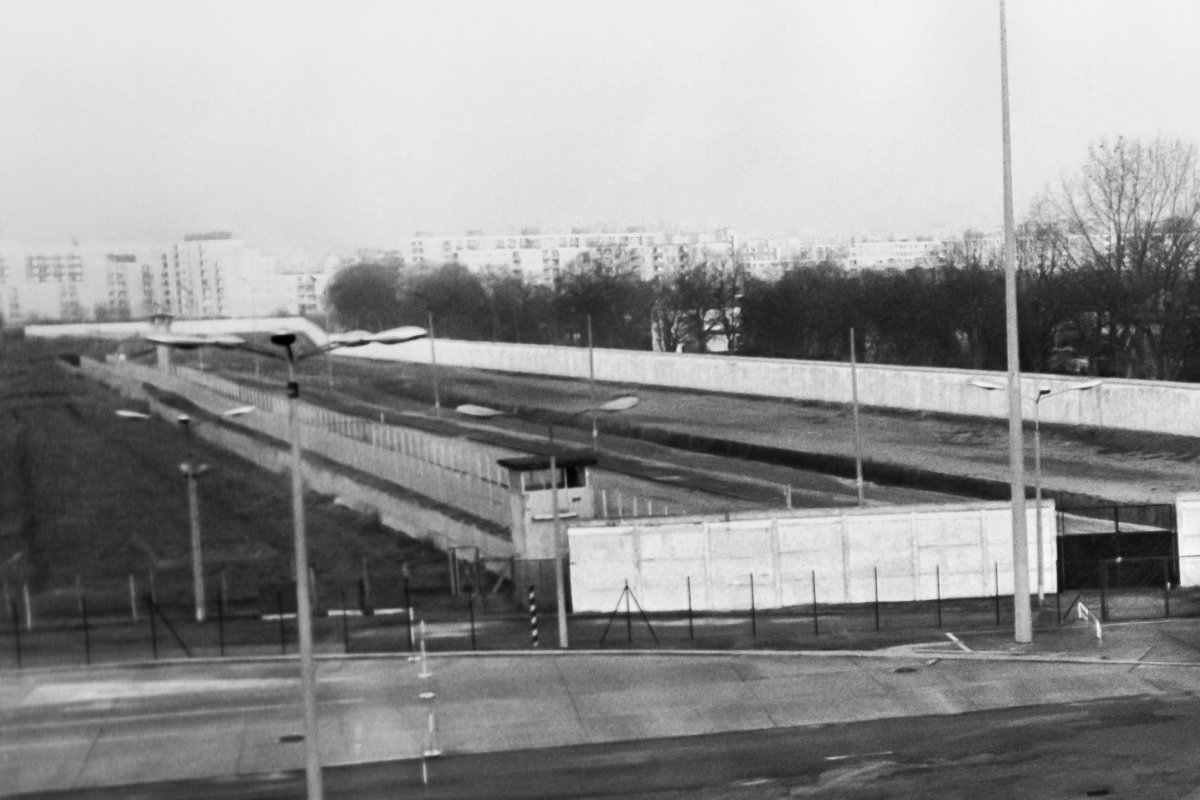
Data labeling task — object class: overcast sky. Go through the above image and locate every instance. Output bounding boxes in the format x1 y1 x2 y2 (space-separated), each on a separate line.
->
2 0 1199 252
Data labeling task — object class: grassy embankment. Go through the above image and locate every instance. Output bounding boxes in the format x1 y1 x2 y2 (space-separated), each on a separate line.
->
0 337 448 620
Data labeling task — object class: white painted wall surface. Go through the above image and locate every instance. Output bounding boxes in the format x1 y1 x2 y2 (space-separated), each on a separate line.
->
567 502 1056 612
353 338 1200 438
1176 493 1200 585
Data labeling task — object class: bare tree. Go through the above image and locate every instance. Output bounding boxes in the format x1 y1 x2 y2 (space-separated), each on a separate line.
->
1045 137 1200 379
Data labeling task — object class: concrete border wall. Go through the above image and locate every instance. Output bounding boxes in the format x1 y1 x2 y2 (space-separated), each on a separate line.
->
567 502 1056 612
27 317 329 344
41 321 1200 436
1177 493 1200 585
360 338 1200 438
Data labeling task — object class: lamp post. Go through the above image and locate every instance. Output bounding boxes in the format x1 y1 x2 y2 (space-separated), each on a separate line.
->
849 327 865 506
456 395 639 648
971 378 1101 606
144 324 427 800
117 405 255 622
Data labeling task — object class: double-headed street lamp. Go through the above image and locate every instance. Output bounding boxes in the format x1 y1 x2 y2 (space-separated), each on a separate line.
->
144 325 427 800
456 395 639 648
117 405 255 622
971 378 1102 605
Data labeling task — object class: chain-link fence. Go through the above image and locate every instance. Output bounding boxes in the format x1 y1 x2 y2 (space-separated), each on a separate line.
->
6 556 1138 668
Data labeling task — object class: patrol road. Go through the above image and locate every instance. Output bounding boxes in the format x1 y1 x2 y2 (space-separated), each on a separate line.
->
237 352 1195 507
14 690 1200 799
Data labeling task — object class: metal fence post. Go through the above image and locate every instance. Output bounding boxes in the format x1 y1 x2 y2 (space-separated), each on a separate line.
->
1163 557 1171 619
11 600 21 668
22 581 32 632
873 567 880 632
625 581 633 644
147 595 158 660
81 593 91 666
341 587 350 654
277 591 287 654
749 573 756 639
217 584 226 657
995 562 1001 627
404 574 414 652
468 593 477 651
687 576 694 641
811 570 819 636
1099 562 1109 623
935 565 942 629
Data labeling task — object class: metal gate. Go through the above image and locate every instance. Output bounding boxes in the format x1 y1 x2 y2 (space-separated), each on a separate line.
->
1056 504 1178 590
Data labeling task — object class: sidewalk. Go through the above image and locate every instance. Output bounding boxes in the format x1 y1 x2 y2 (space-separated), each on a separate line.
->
5 616 1200 797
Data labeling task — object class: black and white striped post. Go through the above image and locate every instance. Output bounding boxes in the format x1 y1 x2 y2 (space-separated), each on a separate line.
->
529 584 539 648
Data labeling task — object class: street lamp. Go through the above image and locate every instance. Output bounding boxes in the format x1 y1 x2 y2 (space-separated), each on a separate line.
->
117 405 255 622
144 324 427 800
456 395 639 648
970 378 1101 605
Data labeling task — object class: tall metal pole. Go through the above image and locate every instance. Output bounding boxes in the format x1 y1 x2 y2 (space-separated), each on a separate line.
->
587 314 598 451
428 312 441 417
286 358 324 800
1000 0 1032 643
185 471 205 622
182 421 205 623
548 425 568 648
1033 394 1045 606
849 328 865 506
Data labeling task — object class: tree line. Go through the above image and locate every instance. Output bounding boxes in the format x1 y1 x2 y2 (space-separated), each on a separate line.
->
326 137 1200 381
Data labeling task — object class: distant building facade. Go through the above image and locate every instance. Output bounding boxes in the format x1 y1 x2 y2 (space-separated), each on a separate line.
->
0 233 326 325
386 227 855 284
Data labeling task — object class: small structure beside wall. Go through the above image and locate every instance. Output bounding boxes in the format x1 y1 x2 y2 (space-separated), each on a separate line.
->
1176 493 1200 586
499 453 598 559
568 501 1055 613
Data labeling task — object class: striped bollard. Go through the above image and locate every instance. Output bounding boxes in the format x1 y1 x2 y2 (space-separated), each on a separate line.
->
529 585 539 648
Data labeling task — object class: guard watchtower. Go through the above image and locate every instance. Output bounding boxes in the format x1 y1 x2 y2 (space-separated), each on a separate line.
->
498 452 599 559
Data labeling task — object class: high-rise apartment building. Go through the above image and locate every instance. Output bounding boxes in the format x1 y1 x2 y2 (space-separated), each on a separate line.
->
0 233 322 325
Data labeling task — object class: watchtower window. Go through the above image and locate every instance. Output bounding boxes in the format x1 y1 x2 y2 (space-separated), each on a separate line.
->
521 464 587 491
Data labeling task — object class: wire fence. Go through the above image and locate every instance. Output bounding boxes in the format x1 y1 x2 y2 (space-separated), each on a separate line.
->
10 561 1200 670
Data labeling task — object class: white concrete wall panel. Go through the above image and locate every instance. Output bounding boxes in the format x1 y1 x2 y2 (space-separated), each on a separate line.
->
345 338 1200 439
1177 494 1200 585
569 502 1056 612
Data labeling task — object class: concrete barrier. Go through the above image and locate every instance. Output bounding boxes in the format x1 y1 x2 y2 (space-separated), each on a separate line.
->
27 317 329 345
567 502 1055 612
43 322 1200 436
351 338 1200 438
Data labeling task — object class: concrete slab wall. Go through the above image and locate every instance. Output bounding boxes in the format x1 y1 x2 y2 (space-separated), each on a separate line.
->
42 322 1200 436
567 502 1056 612
28 317 328 345
1177 493 1200 585
357 338 1200 437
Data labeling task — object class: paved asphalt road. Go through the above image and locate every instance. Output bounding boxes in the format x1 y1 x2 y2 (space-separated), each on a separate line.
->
12 686 1200 799
8 613 1200 800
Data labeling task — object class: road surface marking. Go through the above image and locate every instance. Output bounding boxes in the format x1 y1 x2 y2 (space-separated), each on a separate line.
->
945 632 972 652
1 698 366 734
825 750 894 761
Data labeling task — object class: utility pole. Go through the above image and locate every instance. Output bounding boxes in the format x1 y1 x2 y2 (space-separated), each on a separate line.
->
1000 0 1032 643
